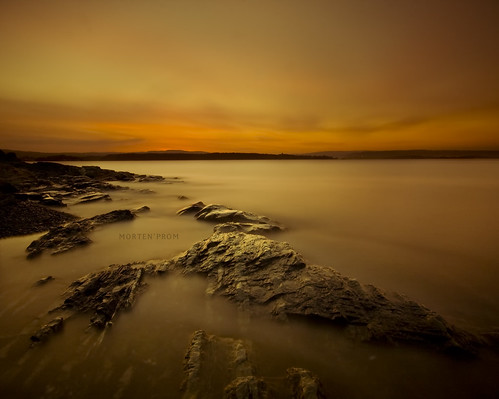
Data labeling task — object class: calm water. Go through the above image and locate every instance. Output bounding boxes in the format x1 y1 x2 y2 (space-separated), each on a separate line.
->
1 160 498 398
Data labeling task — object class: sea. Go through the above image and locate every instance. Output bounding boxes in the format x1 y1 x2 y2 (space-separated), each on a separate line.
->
1 159 498 398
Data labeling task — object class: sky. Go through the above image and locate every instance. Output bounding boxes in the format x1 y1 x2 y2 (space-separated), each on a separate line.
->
1 0 498 154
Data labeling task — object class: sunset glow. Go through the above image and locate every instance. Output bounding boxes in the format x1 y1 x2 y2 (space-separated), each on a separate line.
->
1 0 498 153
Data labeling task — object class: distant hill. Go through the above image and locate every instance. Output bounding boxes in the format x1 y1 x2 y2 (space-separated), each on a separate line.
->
2 149 331 162
301 150 499 159
3 149 499 162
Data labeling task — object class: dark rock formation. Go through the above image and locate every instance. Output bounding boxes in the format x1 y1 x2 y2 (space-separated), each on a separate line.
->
57 263 144 329
178 203 283 233
0 195 77 238
30 317 64 344
26 210 135 258
150 232 478 355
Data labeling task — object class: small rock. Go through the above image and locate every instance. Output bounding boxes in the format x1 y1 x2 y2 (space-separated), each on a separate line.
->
177 201 206 215
178 195 189 200
30 317 64 344
34 276 55 286
131 206 151 215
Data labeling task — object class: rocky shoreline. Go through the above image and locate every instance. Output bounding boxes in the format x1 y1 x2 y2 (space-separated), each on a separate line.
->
2 151 497 398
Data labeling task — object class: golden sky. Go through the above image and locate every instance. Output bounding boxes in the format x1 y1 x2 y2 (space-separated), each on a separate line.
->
1 0 498 153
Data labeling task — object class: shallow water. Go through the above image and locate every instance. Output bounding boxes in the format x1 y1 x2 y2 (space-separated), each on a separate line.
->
1 160 498 398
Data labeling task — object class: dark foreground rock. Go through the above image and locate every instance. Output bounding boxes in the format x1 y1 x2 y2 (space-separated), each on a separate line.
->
0 195 77 238
26 209 135 258
0 150 173 238
182 330 325 399
178 202 283 233
149 232 479 356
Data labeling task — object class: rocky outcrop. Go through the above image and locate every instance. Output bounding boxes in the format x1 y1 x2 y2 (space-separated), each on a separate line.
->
26 210 135 258
150 232 478 356
0 194 77 238
178 203 283 233
182 330 325 399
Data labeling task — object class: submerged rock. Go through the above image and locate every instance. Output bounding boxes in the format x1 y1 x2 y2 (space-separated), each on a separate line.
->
150 232 478 355
182 330 325 399
33 276 55 286
26 209 135 258
30 317 64 344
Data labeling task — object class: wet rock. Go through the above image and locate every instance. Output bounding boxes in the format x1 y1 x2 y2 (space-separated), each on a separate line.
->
40 194 66 207
151 232 478 355
30 317 64 344
287 368 325 399
26 209 135 258
34 276 55 286
178 203 283 233
213 222 282 235
182 330 256 399
54 263 145 329
177 201 206 215
131 205 151 214
224 376 268 399
72 192 112 204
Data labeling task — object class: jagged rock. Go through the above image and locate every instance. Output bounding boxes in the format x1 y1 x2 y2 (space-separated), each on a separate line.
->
287 368 325 399
224 376 268 399
150 232 478 355
54 263 145 329
72 192 112 204
182 330 256 399
30 317 64 344
26 210 135 258
178 203 283 233
177 201 206 215
33 276 55 286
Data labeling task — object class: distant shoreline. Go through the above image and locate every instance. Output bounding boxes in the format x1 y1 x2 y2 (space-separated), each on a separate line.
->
3 149 499 162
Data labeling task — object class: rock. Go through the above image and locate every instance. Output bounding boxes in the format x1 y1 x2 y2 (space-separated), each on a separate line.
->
33 276 55 286
150 232 478 355
287 368 325 399
181 330 325 399
0 195 77 238
54 263 145 329
177 201 206 215
26 209 135 258
131 206 151 214
178 195 189 200
224 376 268 399
213 222 282 235
40 194 66 207
181 330 256 399
178 203 283 233
30 317 64 344
72 192 112 204
136 174 165 182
